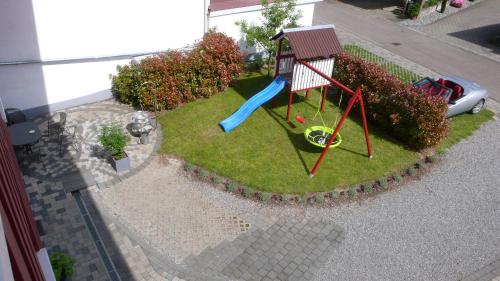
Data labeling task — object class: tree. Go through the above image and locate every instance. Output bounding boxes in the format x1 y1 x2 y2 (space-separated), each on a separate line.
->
237 0 302 76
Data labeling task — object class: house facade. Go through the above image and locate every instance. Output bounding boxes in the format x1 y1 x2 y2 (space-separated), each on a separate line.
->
0 0 321 120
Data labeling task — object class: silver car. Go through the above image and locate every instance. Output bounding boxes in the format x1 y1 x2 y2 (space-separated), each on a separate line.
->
413 76 488 117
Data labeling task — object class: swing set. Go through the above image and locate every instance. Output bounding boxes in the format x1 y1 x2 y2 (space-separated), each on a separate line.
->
297 84 344 149
272 25 373 177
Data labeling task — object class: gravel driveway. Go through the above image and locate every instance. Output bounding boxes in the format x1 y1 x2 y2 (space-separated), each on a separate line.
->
86 117 500 281
310 118 500 281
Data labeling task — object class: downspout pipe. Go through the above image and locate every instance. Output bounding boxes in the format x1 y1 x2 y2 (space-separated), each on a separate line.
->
204 0 210 33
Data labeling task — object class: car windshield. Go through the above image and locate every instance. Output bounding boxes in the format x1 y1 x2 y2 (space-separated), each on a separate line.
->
413 78 453 100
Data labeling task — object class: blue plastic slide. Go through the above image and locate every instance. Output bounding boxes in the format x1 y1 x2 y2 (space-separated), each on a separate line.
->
220 75 286 132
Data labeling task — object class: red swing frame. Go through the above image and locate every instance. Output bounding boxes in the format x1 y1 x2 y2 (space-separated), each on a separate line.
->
292 60 373 177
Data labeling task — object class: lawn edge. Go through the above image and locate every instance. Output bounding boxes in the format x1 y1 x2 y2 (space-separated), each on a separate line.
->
178 113 495 206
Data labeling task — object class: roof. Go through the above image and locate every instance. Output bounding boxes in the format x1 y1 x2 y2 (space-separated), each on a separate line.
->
271 25 343 60
209 0 263 11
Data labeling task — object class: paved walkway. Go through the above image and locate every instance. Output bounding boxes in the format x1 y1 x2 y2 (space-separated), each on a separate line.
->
79 116 500 281
314 0 500 102
22 100 159 281
20 99 157 185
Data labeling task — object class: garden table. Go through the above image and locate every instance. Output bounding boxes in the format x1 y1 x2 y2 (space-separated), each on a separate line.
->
7 121 42 151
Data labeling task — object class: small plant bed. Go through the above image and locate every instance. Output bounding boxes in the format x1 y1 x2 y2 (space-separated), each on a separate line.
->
182 155 442 206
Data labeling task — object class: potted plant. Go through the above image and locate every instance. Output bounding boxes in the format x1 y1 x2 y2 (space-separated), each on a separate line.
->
50 252 75 281
99 124 131 172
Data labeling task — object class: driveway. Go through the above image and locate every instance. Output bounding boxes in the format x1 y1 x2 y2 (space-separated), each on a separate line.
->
76 117 500 281
412 0 500 63
313 0 500 102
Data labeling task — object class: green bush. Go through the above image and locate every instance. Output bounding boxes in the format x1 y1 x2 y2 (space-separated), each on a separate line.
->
184 162 196 172
242 188 254 198
227 182 239 193
298 194 307 204
50 252 75 281
423 0 440 8
111 31 243 111
334 52 449 149
245 58 265 72
213 176 225 185
416 160 426 170
348 187 358 198
260 192 271 202
363 183 373 194
378 178 388 190
408 167 417 176
394 174 403 183
199 169 210 180
330 190 340 200
315 193 325 204
427 155 438 163
99 124 130 159
409 3 421 17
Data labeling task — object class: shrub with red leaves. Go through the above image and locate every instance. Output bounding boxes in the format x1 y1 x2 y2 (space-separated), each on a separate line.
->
334 52 449 149
112 31 243 110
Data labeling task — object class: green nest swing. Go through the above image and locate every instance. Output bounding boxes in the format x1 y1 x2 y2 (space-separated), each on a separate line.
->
304 126 342 148
300 89 344 148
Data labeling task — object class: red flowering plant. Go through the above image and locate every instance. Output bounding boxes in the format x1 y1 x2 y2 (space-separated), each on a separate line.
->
111 31 243 111
334 52 448 149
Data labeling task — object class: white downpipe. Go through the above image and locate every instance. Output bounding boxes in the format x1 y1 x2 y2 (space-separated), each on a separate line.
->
204 0 209 33
0 95 6 122
0 216 15 281
36 248 56 281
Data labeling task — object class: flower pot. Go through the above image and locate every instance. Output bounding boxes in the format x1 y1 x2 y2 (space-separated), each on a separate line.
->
111 153 130 173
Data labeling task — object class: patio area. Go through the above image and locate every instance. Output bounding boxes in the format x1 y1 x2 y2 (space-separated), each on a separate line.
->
14 99 160 281
17 99 159 186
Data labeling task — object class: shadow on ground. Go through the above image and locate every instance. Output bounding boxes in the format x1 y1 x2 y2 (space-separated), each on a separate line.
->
449 23 500 55
338 0 402 10
21 123 135 281
229 73 410 174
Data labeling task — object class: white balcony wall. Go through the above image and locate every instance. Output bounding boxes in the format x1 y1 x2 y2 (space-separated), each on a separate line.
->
0 0 205 115
209 0 318 54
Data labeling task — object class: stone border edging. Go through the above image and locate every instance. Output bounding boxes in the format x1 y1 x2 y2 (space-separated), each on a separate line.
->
181 154 440 206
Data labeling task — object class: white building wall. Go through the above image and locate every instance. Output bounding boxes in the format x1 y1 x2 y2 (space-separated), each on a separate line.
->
0 0 205 115
30 0 204 61
209 0 319 53
0 0 320 115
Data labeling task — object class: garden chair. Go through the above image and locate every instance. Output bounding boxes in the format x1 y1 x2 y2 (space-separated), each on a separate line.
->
47 112 67 140
5 108 27 126
57 124 84 154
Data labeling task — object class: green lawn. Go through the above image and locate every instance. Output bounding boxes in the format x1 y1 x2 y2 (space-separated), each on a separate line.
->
159 73 419 194
159 45 495 194
438 109 495 152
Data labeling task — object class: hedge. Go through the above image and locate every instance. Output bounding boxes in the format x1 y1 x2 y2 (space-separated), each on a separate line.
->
334 52 449 148
111 31 243 111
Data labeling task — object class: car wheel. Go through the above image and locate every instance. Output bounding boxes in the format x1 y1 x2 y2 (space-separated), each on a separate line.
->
471 99 485 114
